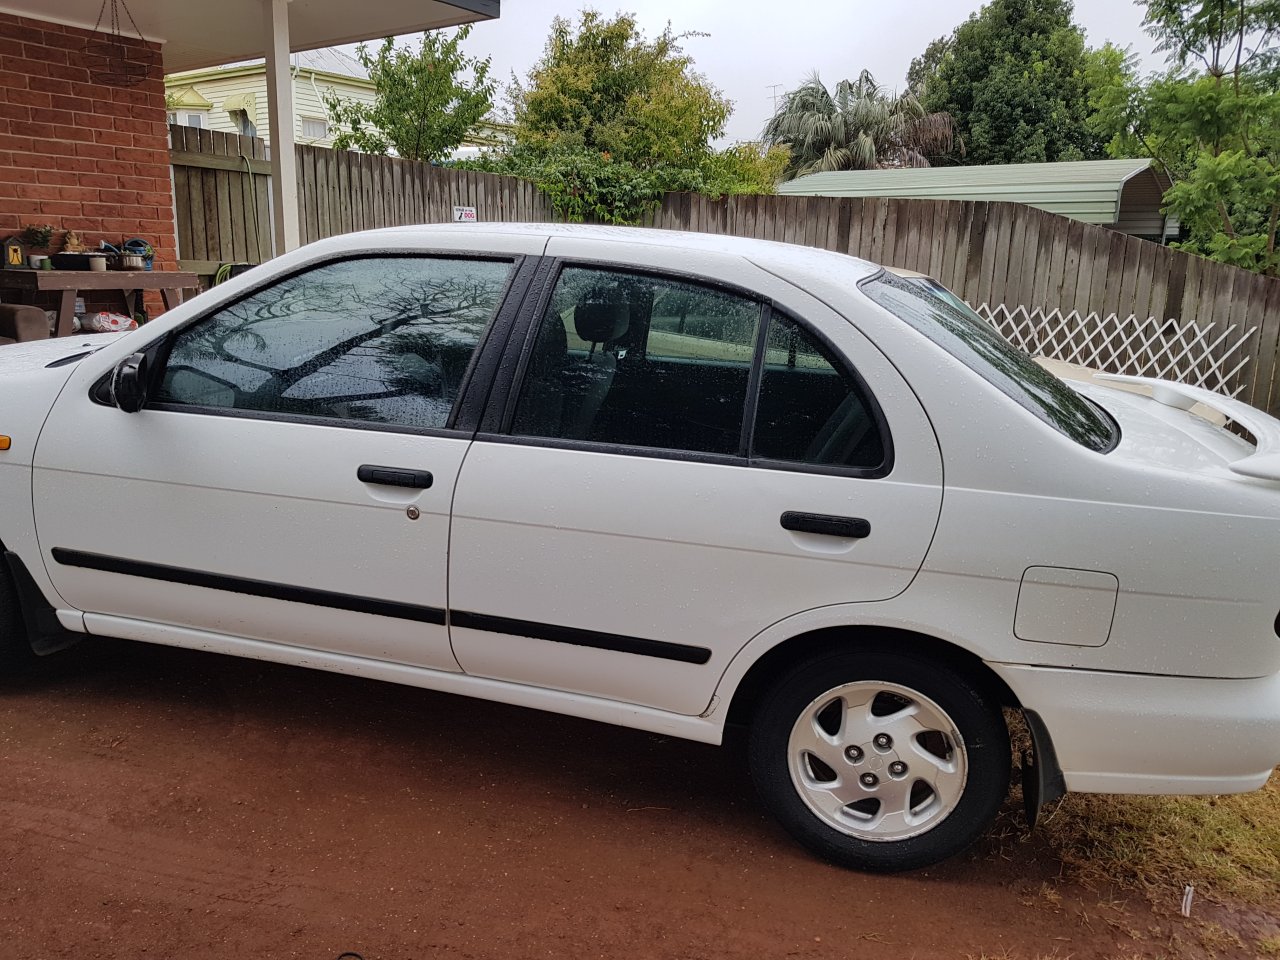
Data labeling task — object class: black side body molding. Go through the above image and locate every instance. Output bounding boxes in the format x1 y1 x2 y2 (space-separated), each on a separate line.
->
51 548 447 625
450 610 712 665
3 551 82 656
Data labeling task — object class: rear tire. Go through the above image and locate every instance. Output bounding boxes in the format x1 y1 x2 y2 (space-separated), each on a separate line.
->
0 557 35 674
748 649 1009 872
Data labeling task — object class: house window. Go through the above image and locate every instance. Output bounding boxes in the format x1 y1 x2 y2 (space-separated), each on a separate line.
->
301 117 329 140
169 111 206 128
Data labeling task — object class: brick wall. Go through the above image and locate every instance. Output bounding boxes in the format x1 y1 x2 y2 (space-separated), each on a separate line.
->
0 12 177 318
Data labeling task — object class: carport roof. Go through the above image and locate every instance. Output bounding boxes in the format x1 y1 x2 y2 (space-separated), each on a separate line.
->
0 0 497 72
776 158 1167 226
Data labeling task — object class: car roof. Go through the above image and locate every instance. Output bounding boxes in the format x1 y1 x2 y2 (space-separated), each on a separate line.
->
357 222 885 283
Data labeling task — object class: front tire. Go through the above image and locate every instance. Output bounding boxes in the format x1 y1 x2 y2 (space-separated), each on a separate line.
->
748 650 1009 872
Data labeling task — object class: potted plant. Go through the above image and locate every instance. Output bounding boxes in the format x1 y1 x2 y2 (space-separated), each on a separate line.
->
21 223 55 249
21 224 55 268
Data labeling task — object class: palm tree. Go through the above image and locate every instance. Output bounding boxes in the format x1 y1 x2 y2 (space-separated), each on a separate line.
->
763 70 957 180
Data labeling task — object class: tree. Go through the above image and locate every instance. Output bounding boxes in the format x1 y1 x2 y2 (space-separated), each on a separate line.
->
1140 1 1280 273
703 142 792 194
921 0 1108 165
1086 2 1280 273
906 36 951 95
324 25 494 163
1141 0 1280 85
510 10 729 170
762 71 956 179
462 10 770 224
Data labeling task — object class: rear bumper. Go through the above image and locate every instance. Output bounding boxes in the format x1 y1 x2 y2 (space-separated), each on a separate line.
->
991 663 1280 794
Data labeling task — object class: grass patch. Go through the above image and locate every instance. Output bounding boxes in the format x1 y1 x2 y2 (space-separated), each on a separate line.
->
1036 769 1280 905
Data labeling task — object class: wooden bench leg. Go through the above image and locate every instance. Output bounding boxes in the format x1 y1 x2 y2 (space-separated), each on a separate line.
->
160 287 183 311
55 288 76 338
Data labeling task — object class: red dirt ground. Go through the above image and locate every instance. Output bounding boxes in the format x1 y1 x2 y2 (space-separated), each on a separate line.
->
0 640 1255 959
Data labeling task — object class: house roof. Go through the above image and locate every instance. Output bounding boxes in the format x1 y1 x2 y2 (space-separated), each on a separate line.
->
166 47 372 87
776 158 1169 226
0 0 496 73
166 84 213 110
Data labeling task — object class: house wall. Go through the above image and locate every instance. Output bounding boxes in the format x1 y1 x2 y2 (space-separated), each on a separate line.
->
167 69 377 148
0 12 178 316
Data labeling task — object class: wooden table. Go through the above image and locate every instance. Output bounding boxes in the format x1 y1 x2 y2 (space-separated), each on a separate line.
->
0 269 199 337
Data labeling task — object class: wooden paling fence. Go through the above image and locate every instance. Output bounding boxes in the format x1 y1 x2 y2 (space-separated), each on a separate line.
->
294 143 553 243
169 125 273 276
648 193 1280 416
169 126 1280 416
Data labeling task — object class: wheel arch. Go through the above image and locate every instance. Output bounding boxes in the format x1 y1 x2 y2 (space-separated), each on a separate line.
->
723 624 1021 728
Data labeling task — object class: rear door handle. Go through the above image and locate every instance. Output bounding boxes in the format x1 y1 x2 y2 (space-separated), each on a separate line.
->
780 511 870 539
358 464 434 489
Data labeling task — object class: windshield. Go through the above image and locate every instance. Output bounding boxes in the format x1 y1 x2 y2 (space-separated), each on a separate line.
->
863 272 1117 452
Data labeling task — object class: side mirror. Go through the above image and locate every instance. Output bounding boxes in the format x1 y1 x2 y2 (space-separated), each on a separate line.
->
111 352 150 413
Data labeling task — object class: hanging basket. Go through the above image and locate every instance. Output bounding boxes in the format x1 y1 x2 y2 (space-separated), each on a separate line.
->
82 0 156 88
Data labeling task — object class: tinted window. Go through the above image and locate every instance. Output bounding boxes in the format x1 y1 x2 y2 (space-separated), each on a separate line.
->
156 257 512 429
753 314 885 469
511 267 762 455
863 272 1117 452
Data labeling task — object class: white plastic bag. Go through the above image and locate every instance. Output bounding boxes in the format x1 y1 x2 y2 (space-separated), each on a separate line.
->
77 311 138 333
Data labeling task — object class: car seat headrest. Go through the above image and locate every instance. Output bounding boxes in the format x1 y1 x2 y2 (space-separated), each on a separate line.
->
574 301 630 345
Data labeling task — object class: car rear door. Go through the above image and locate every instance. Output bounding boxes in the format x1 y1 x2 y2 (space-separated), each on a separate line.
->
447 240 943 716
33 250 535 670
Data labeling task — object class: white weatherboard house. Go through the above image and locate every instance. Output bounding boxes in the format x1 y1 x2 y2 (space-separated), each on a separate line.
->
165 48 375 149
165 47 512 157
779 159 1178 243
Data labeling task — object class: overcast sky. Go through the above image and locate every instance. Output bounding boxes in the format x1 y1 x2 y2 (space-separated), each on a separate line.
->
456 0 1165 143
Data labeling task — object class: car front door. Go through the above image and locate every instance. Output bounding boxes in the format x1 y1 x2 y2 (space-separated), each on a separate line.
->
33 252 529 671
448 244 944 716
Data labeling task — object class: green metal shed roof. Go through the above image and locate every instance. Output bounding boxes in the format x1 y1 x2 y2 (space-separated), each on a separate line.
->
776 158 1163 225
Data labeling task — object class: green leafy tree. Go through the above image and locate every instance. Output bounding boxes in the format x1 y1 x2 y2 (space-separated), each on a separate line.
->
762 71 956 178
703 142 792 194
462 11 769 224
1141 0 1280 86
921 0 1108 164
1166 149 1280 272
1087 2 1280 273
510 10 729 170
324 25 494 163
906 36 952 94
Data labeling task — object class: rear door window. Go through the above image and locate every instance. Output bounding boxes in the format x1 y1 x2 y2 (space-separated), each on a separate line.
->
505 264 890 472
511 266 762 456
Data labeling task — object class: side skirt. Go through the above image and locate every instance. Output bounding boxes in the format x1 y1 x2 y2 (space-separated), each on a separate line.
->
80 612 726 745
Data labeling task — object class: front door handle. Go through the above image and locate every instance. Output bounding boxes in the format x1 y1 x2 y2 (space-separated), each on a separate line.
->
358 464 434 489
780 511 870 539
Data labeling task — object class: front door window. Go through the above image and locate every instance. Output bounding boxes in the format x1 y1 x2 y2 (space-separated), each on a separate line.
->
155 256 514 431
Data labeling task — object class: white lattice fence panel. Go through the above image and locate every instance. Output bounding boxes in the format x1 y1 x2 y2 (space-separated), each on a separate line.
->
976 303 1257 398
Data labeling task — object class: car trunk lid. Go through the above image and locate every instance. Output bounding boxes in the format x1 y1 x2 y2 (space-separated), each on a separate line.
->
1071 374 1280 481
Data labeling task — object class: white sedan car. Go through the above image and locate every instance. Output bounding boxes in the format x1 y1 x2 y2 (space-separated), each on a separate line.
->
2 224 1278 872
